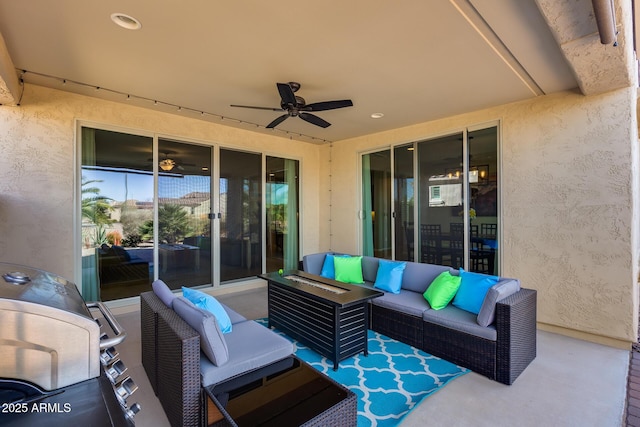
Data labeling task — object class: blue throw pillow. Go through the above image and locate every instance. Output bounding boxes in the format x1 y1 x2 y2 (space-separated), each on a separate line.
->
373 259 407 294
182 287 232 333
320 254 349 279
452 268 500 315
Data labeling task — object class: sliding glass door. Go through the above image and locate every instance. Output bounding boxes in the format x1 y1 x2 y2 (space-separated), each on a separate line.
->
362 150 392 259
79 125 303 300
394 144 415 261
81 128 154 301
266 156 300 272
156 139 212 289
418 133 464 268
362 125 499 274
219 149 262 282
468 127 499 274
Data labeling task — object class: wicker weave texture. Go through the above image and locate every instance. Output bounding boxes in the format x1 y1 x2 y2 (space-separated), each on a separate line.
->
372 288 537 385
141 291 203 427
370 304 423 349
422 322 496 378
140 292 159 395
496 288 537 385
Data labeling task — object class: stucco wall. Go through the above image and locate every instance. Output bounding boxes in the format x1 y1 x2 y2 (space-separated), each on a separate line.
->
0 84 321 285
323 88 639 345
1 83 637 345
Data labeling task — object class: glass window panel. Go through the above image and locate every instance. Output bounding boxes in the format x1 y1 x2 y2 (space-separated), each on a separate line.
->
157 139 212 289
219 149 262 281
266 156 299 272
394 144 415 261
468 127 499 274
362 150 392 259
418 133 464 269
81 128 153 301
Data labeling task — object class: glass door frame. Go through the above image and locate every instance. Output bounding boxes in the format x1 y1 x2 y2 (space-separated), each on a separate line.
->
360 147 393 259
76 123 305 299
359 120 501 274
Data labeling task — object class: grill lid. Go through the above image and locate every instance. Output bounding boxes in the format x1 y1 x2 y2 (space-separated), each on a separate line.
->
0 262 90 318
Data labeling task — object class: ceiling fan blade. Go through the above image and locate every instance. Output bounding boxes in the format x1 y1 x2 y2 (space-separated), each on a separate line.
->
230 104 283 111
277 83 297 106
266 114 290 129
304 99 353 112
299 112 331 128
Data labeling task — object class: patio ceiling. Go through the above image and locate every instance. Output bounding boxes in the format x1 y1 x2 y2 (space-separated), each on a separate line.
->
0 0 633 143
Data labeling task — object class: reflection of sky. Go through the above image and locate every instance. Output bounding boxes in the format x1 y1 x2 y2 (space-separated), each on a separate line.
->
268 183 288 204
83 168 210 202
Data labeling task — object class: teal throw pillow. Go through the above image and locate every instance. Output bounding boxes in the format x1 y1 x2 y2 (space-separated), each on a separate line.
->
320 254 350 279
423 271 461 310
452 268 500 315
334 256 364 284
182 287 232 333
373 259 407 294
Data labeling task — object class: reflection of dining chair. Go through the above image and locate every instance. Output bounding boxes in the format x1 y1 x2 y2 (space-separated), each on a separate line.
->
404 222 414 260
450 222 494 273
481 223 497 236
470 239 493 274
420 224 445 264
449 223 464 269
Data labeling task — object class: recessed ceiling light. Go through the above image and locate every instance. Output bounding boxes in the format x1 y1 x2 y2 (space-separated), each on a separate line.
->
111 13 142 30
371 113 384 119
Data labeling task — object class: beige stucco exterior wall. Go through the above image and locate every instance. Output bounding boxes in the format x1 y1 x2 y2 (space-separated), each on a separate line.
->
0 84 322 286
1 83 637 346
322 88 639 346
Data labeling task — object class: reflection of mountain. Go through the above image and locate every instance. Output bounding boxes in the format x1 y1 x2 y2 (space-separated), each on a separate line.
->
160 192 210 207
112 192 211 221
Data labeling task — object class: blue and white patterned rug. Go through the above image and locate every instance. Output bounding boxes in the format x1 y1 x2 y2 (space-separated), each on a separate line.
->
255 319 468 427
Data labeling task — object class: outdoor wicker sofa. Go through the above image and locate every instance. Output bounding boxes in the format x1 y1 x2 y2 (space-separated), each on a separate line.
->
302 252 537 385
140 285 294 427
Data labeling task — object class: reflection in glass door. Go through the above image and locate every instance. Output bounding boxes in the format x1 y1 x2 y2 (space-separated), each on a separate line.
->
266 156 300 272
156 139 212 289
219 149 262 282
81 128 154 301
363 126 499 274
362 150 392 259
418 133 464 269
394 144 415 261
468 127 499 274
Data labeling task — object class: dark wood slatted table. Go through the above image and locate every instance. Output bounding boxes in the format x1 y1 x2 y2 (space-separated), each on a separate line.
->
259 270 383 370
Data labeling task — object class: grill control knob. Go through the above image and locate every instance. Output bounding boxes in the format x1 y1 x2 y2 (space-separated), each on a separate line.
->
115 376 138 406
125 402 141 420
105 358 127 383
100 346 119 365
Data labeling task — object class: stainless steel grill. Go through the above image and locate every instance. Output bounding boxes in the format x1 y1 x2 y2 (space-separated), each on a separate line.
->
0 262 140 426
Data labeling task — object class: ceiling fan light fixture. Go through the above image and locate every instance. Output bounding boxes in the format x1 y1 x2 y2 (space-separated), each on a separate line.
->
111 13 142 30
159 158 176 171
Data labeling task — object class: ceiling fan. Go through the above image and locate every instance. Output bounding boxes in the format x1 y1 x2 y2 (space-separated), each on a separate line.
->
150 151 195 171
231 82 353 129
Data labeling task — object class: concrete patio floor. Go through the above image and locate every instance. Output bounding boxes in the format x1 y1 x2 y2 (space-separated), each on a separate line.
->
113 287 631 427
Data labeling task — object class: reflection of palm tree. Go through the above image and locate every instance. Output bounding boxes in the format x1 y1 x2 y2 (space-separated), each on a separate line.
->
139 204 192 244
82 177 112 225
